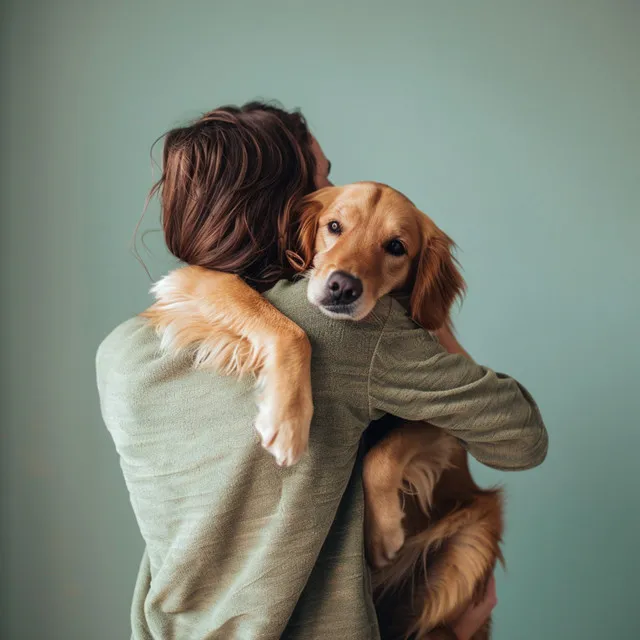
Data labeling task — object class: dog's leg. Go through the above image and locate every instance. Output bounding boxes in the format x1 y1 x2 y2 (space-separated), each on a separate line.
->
142 265 313 466
363 423 457 568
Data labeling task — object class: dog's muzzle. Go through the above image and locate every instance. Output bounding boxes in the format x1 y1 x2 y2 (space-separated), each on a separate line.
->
319 270 363 315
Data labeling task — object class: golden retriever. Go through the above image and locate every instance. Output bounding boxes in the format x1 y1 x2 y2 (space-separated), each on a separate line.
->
143 182 503 639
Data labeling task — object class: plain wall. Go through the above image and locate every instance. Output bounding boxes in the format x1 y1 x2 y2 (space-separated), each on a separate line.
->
2 1 639 638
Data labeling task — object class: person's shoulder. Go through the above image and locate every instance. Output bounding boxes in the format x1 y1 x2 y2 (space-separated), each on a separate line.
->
384 295 436 338
264 278 392 332
371 296 442 368
97 316 153 363
96 315 161 386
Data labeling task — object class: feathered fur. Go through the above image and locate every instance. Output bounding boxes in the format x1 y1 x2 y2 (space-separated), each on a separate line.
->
143 183 504 637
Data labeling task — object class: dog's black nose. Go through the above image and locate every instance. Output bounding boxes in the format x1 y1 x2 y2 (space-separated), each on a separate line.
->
326 271 363 305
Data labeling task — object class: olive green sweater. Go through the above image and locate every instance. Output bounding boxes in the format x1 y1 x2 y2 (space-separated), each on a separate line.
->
96 279 547 640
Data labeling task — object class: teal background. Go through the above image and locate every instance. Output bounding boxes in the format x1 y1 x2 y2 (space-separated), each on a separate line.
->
2 1 639 638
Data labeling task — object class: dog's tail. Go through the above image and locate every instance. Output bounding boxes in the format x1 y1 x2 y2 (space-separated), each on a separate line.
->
375 489 504 638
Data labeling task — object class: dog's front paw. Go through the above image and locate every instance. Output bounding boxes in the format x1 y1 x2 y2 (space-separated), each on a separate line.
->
254 391 313 467
366 503 406 569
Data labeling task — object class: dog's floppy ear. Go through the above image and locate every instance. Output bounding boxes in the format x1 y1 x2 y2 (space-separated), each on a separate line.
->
409 222 466 331
287 186 340 272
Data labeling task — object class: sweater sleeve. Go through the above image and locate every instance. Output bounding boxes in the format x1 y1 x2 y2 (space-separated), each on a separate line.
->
367 301 548 471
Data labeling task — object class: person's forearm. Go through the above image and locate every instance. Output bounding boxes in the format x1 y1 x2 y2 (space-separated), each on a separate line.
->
371 319 548 471
431 324 548 470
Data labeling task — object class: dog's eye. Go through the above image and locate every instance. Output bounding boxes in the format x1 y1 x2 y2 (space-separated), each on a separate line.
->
327 220 342 235
385 239 407 256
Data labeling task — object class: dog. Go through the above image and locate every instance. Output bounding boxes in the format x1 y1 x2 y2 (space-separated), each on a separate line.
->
143 182 504 638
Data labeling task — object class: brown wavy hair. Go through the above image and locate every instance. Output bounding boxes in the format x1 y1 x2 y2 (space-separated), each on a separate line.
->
148 102 317 289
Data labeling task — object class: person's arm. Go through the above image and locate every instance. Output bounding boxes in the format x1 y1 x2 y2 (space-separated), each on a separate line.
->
369 301 548 471
450 575 498 640
423 327 502 638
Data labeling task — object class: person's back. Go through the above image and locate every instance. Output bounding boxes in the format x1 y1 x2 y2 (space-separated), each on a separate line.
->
97 278 546 640
98 279 392 640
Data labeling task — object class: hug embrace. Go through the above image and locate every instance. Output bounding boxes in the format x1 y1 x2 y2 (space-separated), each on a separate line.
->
97 102 548 640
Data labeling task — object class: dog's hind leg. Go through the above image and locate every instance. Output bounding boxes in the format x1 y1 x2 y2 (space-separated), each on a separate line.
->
363 423 458 569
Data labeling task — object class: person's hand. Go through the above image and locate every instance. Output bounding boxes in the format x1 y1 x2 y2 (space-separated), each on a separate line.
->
451 575 497 640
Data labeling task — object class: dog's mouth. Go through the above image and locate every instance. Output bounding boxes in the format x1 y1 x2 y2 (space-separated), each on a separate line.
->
318 300 359 318
307 285 362 319
314 293 376 321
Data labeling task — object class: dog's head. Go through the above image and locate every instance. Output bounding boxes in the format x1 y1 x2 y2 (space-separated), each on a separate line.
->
292 182 465 330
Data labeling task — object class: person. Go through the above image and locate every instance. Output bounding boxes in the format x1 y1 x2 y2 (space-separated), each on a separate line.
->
96 102 548 640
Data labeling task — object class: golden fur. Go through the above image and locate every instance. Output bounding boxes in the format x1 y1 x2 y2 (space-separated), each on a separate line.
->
142 266 313 467
143 182 503 638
